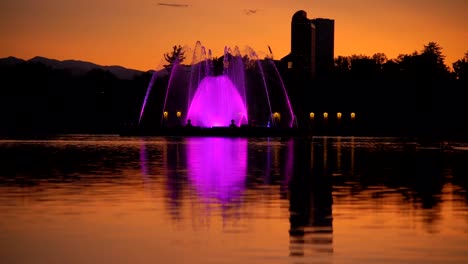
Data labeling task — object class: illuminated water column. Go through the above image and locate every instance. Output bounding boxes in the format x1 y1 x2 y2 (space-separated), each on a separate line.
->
186 76 248 127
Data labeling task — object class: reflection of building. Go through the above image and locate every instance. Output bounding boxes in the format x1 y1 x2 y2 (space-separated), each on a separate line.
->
288 139 333 257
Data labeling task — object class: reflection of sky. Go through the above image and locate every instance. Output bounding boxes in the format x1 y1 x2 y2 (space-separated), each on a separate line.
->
2 137 468 264
187 137 247 204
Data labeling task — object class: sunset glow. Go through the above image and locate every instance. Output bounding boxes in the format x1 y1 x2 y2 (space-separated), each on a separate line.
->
1 0 466 71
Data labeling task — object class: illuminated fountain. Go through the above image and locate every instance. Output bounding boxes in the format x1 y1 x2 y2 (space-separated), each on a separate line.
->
186 76 247 127
139 41 296 129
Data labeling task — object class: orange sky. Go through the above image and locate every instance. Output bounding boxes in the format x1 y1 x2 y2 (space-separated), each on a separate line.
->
1 0 467 71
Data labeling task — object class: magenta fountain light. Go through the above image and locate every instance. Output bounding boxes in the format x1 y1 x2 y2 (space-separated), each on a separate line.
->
138 41 296 128
186 76 248 127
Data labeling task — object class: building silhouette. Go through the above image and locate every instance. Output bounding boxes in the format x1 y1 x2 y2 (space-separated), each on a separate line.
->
289 10 316 77
283 10 335 80
281 10 335 126
311 18 335 78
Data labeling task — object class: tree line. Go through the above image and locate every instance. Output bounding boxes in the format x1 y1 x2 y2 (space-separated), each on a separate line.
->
0 42 466 138
298 42 468 138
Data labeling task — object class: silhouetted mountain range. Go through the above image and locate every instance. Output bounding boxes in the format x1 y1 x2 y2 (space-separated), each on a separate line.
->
0 56 146 80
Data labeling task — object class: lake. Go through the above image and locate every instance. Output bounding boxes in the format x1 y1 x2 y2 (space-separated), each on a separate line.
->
1 135 467 263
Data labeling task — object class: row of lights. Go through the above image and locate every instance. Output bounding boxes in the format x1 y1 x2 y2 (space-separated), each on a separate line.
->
273 112 356 121
310 112 356 120
163 111 182 119
163 111 356 121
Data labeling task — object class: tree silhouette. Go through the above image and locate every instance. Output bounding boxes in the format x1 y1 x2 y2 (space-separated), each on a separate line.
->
334 56 351 76
420 42 449 79
393 42 450 81
164 45 186 70
453 51 468 81
372 53 388 69
350 55 378 75
422 42 446 68
0 40 466 137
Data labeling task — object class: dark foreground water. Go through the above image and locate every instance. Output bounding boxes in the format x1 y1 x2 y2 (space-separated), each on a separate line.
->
1 135 468 264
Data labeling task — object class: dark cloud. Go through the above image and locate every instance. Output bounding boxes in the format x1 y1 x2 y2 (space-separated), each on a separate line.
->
157 2 190 8
244 9 260 15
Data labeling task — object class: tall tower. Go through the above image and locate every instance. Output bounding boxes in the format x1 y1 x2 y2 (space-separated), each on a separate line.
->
291 10 316 77
281 10 335 126
311 18 335 78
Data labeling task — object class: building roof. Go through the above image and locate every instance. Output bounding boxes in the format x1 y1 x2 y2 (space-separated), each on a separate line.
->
292 10 309 22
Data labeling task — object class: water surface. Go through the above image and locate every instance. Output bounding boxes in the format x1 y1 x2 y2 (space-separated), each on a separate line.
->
1 135 467 263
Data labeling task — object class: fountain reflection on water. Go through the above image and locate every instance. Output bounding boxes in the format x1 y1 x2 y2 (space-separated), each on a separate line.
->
186 137 248 203
1 137 468 263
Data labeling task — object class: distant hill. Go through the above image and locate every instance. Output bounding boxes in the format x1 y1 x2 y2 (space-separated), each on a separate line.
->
0 56 146 80
0 56 26 66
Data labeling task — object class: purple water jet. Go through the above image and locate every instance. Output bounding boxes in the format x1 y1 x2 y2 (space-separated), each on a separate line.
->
139 41 296 128
267 58 296 127
138 71 158 125
186 76 248 127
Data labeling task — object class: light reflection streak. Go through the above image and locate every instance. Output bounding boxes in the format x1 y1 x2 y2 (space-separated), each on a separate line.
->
265 138 272 184
337 137 342 170
323 136 328 169
139 141 149 177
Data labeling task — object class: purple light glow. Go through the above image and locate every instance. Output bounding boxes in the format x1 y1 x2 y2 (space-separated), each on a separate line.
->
268 59 296 127
139 142 149 177
187 137 247 203
138 71 158 126
186 76 248 127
